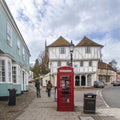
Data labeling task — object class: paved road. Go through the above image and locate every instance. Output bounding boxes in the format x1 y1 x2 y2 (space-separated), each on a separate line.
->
102 86 120 108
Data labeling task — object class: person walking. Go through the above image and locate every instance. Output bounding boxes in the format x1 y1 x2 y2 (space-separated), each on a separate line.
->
47 80 52 97
35 79 41 98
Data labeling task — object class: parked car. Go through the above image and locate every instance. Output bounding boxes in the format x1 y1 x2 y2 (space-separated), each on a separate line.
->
28 80 33 83
113 81 120 86
111 81 116 84
94 81 105 88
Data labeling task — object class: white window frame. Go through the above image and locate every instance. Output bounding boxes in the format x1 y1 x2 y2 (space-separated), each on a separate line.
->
7 23 12 47
17 40 21 55
26 54 29 65
0 60 5 82
66 61 70 66
80 61 83 67
87 74 91 86
60 47 65 54
8 61 11 82
22 48 25 60
57 61 61 67
89 60 92 67
12 66 17 83
85 47 91 53
74 64 77 68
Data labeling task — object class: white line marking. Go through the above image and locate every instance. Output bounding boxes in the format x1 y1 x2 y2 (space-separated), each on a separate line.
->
99 89 110 108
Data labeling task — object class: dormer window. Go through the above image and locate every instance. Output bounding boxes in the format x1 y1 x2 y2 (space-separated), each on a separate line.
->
60 47 65 54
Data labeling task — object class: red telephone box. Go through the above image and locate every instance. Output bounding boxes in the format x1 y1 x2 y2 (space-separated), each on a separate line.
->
57 66 74 111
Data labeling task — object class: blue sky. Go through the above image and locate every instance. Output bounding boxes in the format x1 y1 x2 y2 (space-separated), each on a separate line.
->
5 0 120 67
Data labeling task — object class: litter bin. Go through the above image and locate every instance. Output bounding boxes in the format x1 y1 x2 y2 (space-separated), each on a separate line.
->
8 88 16 106
84 93 96 114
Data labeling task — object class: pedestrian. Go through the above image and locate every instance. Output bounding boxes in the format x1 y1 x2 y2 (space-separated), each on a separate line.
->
47 80 52 97
35 79 41 98
46 80 48 92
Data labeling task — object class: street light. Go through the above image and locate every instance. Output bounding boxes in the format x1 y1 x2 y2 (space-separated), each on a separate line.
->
70 40 74 67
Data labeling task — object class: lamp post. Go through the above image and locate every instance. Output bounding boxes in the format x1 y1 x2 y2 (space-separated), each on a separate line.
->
70 40 74 67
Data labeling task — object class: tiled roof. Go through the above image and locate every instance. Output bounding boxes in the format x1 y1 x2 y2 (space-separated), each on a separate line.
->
48 36 70 47
117 72 120 75
98 61 116 71
76 36 103 47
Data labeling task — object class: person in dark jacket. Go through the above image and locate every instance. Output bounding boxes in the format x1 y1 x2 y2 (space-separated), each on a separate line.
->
47 80 52 97
35 80 41 98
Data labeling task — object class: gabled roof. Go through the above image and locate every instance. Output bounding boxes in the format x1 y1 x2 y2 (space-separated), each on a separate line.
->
117 72 120 75
76 36 103 47
48 36 70 47
98 61 116 71
98 61 109 69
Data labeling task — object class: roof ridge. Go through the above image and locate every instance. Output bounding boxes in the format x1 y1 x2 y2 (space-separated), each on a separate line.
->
76 36 103 47
48 36 70 47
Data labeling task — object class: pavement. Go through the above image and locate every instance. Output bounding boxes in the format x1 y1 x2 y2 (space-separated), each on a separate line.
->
0 84 120 120
14 84 120 120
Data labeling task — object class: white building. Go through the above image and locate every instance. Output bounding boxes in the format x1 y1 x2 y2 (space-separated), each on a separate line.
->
48 36 103 87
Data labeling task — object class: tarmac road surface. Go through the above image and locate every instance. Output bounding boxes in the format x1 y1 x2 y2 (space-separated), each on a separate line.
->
102 86 120 108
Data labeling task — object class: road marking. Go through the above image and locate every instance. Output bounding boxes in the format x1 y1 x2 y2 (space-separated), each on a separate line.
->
96 90 110 108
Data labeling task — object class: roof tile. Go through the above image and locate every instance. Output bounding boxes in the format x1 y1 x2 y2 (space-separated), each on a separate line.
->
76 36 103 47
48 36 70 47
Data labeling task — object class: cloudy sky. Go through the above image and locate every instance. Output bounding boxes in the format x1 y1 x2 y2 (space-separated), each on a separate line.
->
5 0 120 67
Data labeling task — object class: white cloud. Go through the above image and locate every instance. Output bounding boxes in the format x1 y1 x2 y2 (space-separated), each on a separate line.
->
5 0 120 67
94 34 120 67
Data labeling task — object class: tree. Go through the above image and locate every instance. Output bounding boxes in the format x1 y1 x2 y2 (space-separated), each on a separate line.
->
38 46 50 75
31 59 41 78
109 59 118 70
31 44 50 76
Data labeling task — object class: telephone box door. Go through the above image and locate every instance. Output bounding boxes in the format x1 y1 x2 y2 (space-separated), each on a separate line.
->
57 66 74 111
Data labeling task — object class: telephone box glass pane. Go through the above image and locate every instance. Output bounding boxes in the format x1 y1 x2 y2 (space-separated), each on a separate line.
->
60 75 71 106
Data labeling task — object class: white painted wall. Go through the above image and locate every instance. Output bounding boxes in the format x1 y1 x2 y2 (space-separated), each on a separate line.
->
48 45 102 86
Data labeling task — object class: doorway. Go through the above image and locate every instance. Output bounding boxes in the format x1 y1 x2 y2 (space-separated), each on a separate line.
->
81 75 86 86
75 76 80 86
